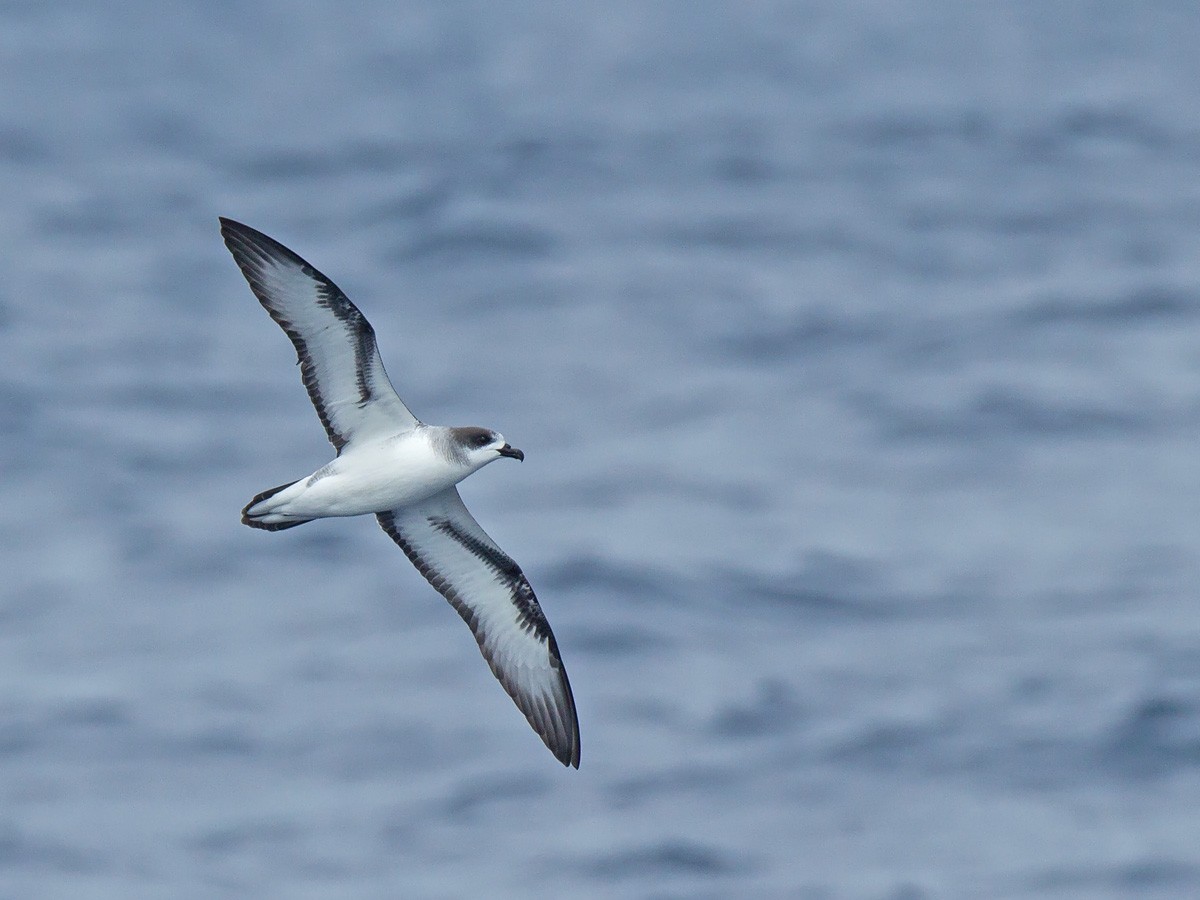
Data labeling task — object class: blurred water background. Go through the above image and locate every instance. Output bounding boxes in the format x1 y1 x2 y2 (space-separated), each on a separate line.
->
3 2 1200 897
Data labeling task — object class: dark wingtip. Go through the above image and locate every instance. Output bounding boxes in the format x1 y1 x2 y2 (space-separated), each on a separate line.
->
550 667 581 769
218 215 242 237
219 217 272 256
563 704 581 769
549 730 580 768
218 218 328 282
566 729 581 770
548 742 579 768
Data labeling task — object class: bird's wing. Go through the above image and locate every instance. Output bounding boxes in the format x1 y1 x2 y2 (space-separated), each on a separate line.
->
220 217 419 452
378 488 580 768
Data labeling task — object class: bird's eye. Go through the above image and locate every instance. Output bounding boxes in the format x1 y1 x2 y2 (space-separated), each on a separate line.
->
475 433 493 448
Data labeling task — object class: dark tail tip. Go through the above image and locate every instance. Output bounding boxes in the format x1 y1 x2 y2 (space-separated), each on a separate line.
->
241 514 312 531
241 479 312 531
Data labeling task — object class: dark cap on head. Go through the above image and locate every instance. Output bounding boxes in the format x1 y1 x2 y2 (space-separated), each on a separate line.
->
450 426 496 449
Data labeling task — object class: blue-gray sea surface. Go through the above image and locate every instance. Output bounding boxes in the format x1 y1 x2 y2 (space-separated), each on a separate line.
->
3 2 1200 898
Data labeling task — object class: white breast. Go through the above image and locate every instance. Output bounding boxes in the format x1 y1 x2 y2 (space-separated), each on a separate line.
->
281 429 467 518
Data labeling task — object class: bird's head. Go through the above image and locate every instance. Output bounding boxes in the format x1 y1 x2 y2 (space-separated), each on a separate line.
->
451 426 524 470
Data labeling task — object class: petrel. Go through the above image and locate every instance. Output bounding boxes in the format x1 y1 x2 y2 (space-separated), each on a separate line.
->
220 218 580 768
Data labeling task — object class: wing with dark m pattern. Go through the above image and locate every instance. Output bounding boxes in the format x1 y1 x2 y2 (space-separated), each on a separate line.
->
378 488 580 768
220 217 419 452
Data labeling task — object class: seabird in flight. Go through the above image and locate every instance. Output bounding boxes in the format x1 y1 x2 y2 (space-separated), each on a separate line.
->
220 217 580 768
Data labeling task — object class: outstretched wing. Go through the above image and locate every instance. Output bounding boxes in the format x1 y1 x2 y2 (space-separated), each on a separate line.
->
378 488 580 768
220 217 419 452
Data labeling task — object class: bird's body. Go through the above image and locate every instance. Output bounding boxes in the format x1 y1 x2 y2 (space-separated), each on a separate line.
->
246 426 484 524
220 218 579 768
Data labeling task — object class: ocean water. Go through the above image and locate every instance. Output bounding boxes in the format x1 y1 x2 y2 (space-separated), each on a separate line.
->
3 2 1200 897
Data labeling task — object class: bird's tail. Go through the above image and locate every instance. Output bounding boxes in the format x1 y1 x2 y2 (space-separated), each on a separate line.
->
241 480 314 531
